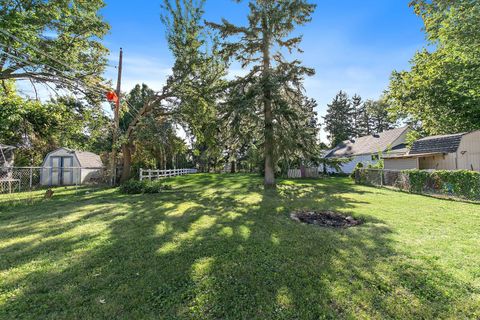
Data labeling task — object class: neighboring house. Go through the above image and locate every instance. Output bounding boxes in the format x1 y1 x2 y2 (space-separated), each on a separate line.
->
323 127 410 174
41 148 104 186
384 130 480 171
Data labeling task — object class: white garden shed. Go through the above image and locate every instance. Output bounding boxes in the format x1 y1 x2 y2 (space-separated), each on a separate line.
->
41 148 104 186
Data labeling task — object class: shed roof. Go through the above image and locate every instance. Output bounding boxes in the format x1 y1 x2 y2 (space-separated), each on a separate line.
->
45 148 103 168
325 127 409 158
409 133 465 155
74 150 103 167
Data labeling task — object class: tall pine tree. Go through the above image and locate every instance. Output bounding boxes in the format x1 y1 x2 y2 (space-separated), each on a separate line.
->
209 0 316 189
323 90 355 147
353 94 372 137
365 98 395 133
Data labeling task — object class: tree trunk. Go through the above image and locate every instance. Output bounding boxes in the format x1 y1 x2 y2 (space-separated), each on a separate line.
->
262 15 276 189
230 160 236 174
120 142 133 183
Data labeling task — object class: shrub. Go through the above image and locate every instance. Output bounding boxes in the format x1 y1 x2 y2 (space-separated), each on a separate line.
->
119 179 172 194
350 162 364 179
403 170 431 194
402 169 480 201
433 170 480 200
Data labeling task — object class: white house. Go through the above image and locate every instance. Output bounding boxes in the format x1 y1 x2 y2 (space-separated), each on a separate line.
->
41 148 104 186
324 127 410 174
383 130 480 171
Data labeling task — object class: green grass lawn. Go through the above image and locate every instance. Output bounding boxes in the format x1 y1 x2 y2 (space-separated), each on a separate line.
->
1 174 479 319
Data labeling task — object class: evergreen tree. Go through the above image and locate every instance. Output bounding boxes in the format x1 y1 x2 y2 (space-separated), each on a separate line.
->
208 0 316 189
351 94 367 137
323 91 355 147
354 95 371 137
365 98 395 133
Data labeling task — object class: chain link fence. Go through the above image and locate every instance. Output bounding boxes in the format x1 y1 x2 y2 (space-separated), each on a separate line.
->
354 168 480 201
0 167 109 194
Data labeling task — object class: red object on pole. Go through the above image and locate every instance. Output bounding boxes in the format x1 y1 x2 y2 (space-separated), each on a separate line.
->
106 91 119 105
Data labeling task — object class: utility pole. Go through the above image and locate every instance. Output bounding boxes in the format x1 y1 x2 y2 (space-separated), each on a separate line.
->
110 48 123 186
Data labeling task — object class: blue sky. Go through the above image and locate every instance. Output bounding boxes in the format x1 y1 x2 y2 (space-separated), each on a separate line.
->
101 0 426 141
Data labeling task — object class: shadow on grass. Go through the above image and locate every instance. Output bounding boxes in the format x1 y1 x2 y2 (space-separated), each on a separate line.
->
0 174 477 319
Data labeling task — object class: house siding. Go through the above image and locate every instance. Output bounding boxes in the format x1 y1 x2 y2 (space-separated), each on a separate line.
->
384 157 418 170
456 131 480 171
418 153 456 170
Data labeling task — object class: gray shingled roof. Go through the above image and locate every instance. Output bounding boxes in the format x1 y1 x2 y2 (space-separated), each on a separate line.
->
409 133 466 155
326 127 409 158
73 150 103 167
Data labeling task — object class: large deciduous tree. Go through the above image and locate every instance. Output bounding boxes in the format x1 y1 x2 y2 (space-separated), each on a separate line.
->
0 0 110 98
162 0 227 173
0 81 110 165
117 0 226 182
209 0 316 189
387 0 480 135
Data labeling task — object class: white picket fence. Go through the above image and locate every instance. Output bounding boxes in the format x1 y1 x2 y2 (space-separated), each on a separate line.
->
287 167 319 179
139 168 197 181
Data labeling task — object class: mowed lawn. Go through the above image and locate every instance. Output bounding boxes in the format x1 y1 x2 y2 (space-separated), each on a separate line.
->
0 174 479 319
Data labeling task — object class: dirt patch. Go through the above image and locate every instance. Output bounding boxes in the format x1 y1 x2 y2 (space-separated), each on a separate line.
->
290 210 362 228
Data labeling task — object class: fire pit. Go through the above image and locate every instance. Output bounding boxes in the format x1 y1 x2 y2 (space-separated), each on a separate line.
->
290 210 362 228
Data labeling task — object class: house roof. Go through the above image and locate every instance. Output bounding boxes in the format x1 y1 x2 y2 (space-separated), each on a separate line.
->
325 127 409 158
409 133 466 155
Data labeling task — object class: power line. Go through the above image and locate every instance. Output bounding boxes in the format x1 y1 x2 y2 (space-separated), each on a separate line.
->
0 47 108 103
0 28 113 92
0 38 116 97
0 28 85 76
1 46 141 124
0 35 143 122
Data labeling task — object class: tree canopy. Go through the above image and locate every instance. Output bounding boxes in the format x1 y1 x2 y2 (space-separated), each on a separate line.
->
387 0 480 135
209 0 317 188
324 91 397 147
0 81 110 165
0 0 110 99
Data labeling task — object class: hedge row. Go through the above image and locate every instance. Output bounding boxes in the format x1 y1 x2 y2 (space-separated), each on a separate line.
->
402 170 480 201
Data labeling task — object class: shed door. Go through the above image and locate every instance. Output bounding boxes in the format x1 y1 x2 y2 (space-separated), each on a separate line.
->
50 156 74 186
50 157 61 185
62 157 74 185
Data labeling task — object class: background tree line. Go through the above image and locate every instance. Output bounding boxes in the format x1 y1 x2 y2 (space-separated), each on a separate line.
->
323 91 396 147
